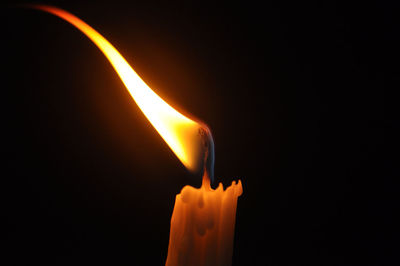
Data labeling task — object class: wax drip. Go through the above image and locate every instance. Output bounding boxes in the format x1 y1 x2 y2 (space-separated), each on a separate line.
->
198 126 215 186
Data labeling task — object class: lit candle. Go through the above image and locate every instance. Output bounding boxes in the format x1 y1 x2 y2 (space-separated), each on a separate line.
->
26 5 242 266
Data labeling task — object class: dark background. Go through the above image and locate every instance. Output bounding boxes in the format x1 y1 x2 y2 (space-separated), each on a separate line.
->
2 1 399 265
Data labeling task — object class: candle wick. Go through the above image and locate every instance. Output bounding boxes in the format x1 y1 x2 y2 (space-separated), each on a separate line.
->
199 126 215 185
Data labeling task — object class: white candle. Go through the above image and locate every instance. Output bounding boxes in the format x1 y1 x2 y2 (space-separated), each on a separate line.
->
166 175 242 266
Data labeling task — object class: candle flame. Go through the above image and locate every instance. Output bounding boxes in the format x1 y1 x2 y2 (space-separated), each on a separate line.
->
29 5 213 176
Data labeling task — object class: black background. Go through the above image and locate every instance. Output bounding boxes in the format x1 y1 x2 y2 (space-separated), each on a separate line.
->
2 1 399 265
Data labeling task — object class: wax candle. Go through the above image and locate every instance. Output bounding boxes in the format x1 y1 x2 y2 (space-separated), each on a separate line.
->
166 174 242 266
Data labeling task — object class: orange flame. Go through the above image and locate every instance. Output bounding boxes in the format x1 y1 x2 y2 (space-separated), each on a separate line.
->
30 5 208 173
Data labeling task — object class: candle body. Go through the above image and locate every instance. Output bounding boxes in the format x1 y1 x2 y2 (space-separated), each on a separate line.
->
166 178 242 266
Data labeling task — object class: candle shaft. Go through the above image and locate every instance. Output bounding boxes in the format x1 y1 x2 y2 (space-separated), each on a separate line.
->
166 176 242 266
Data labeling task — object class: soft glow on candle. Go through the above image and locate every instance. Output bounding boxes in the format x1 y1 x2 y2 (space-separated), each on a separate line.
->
166 175 242 266
30 5 207 173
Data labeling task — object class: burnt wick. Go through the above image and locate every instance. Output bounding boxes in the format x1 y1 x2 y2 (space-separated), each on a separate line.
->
199 126 215 184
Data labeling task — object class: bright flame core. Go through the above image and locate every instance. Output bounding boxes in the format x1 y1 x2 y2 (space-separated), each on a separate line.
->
32 5 210 173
